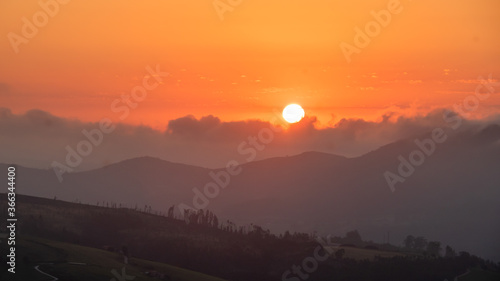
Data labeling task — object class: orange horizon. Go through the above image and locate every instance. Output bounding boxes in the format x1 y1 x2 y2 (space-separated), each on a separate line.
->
1 0 499 128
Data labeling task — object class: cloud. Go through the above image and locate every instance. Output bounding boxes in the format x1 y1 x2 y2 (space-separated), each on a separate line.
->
0 108 498 172
166 115 277 142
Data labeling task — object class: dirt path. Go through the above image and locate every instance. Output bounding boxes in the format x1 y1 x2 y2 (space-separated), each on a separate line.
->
34 265 58 281
454 268 471 280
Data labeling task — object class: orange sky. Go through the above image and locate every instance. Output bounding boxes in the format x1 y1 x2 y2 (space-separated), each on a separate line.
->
1 0 499 129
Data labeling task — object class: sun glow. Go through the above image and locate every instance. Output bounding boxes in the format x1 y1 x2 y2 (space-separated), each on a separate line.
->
282 104 305 123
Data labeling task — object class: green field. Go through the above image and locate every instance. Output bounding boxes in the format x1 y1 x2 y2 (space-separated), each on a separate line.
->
1 236 227 281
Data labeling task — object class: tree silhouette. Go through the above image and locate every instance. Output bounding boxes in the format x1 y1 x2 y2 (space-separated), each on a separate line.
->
167 205 174 218
414 236 428 251
335 248 346 259
403 235 415 249
445 245 456 258
345 230 362 245
426 241 442 257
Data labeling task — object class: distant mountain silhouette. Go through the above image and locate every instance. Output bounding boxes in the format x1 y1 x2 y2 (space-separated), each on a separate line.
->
2 124 499 261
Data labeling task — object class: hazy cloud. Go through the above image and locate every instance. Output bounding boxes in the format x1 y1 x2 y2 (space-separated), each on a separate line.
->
167 115 278 142
0 108 498 171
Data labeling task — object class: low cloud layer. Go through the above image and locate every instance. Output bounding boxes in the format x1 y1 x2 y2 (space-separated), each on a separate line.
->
0 107 498 172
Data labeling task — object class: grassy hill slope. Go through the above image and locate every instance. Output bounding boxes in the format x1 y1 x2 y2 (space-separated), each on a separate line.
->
0 236 227 281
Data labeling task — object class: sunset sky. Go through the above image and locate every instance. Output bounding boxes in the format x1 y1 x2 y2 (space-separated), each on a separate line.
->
1 0 499 128
1 0 499 169
2 2 500 270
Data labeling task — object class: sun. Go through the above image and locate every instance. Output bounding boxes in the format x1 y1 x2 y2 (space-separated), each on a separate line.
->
282 104 305 123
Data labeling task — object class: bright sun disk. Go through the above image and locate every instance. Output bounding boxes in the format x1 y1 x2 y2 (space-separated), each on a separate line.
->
282 104 305 123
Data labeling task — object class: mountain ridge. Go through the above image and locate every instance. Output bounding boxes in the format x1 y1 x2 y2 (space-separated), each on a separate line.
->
1 124 499 261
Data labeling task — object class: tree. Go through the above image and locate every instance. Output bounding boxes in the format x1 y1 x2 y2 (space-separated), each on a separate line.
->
426 241 442 257
121 245 130 264
345 230 362 245
167 205 174 218
335 248 346 259
212 213 219 228
403 235 415 249
414 236 428 251
445 245 456 258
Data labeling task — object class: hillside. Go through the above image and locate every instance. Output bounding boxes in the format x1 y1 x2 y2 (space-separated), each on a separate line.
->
1 124 500 261
0 236 227 281
0 194 317 281
1 194 499 281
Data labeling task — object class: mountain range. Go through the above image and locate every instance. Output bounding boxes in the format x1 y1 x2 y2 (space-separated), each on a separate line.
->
3 123 500 261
